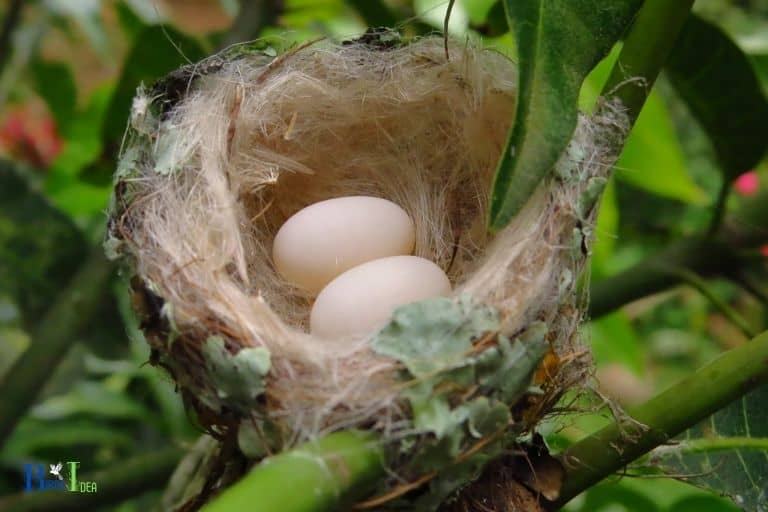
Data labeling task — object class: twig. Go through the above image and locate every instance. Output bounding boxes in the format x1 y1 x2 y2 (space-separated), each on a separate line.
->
0 446 183 512
548 329 768 509
0 247 113 449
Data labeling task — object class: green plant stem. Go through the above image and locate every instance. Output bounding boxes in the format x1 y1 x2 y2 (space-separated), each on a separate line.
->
602 0 695 126
549 329 768 509
0 446 183 512
201 431 384 512
0 248 113 450
589 236 741 319
671 267 757 339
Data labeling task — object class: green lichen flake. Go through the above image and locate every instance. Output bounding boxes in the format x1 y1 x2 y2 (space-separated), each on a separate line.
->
371 296 550 510
371 296 498 377
203 336 271 409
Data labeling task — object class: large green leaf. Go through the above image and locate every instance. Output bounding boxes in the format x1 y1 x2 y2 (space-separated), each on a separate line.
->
488 0 642 230
652 383 768 512
666 15 768 180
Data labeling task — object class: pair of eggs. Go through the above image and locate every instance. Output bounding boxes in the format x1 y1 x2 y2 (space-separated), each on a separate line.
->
272 196 452 338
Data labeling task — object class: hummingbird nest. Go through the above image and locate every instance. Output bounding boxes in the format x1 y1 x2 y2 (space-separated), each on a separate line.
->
106 34 626 509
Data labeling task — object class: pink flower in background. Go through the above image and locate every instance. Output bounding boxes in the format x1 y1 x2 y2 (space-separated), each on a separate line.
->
734 171 760 196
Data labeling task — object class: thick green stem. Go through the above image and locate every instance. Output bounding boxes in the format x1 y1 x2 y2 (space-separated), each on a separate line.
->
201 431 383 512
602 0 696 125
549 330 768 509
0 248 113 449
0 446 183 512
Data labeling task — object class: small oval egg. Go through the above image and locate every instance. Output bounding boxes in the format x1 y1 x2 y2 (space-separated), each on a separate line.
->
272 196 416 293
310 255 451 339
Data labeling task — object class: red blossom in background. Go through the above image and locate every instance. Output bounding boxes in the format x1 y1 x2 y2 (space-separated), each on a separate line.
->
734 170 760 196
0 106 62 168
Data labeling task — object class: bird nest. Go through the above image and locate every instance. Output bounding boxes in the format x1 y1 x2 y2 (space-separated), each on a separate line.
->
106 34 626 509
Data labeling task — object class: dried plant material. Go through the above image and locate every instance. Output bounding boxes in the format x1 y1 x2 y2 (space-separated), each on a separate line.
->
106 34 627 508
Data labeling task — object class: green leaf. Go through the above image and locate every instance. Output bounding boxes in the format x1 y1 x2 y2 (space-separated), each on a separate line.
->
488 0 642 230
652 383 768 512
0 162 86 329
30 59 77 133
666 15 768 180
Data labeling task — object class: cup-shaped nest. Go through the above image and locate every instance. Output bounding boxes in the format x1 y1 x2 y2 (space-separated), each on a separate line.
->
107 34 626 506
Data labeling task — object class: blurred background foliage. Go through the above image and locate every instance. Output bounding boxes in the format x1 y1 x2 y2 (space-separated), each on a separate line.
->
0 0 766 511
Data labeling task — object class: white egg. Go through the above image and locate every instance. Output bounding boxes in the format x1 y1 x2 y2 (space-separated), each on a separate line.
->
272 196 415 293
310 255 451 339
